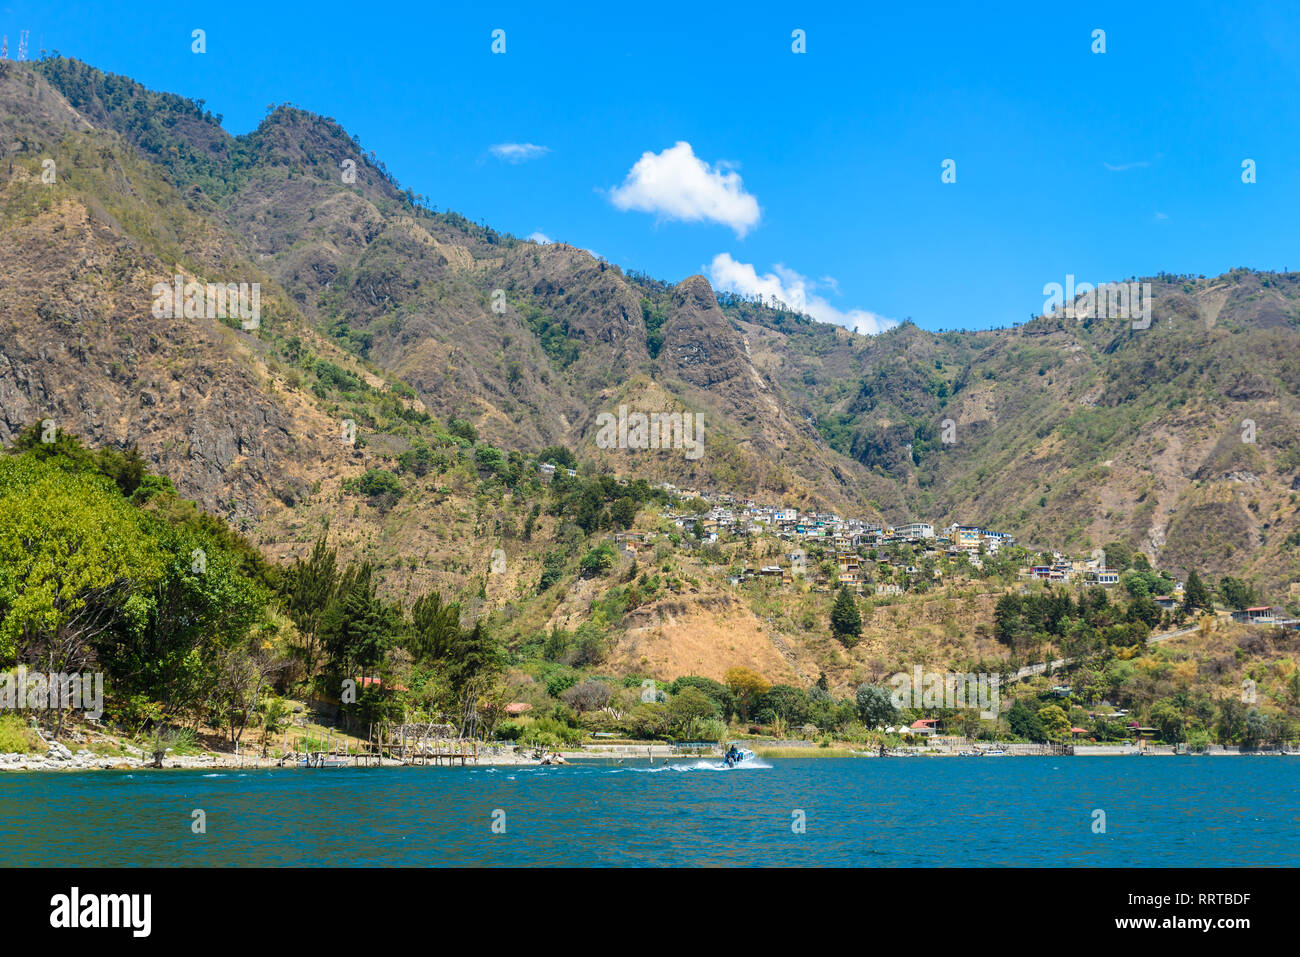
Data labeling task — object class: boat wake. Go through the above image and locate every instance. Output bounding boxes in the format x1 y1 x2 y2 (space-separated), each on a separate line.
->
624 759 774 773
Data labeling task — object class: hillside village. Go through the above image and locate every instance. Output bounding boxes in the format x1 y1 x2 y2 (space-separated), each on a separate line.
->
530 458 1300 628
587 470 1119 595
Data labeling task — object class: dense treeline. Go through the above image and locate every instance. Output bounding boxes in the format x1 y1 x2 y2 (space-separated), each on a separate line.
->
0 427 502 745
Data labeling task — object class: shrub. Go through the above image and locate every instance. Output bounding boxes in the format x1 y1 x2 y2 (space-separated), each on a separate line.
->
448 418 478 443
545 669 579 698
579 543 617 576
0 714 39 753
351 468 403 499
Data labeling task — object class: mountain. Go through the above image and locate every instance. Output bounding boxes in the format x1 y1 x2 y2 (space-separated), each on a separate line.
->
3 56 1299 610
728 275 1300 596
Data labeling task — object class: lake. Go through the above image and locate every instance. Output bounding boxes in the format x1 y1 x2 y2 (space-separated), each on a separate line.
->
2 756 1297 866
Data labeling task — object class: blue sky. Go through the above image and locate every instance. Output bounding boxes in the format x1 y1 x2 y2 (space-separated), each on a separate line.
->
6 1 1300 331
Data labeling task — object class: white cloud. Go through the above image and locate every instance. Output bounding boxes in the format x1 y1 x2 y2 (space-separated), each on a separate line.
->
609 141 760 237
527 231 553 244
491 143 551 163
707 253 897 336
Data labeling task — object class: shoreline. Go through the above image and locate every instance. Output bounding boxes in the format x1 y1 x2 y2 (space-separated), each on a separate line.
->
4 745 1298 772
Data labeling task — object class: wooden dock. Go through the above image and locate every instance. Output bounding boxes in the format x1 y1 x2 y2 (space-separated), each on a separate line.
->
392 722 478 766
282 722 486 764
283 721 480 768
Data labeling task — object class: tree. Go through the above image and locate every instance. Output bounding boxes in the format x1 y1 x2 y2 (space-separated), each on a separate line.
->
1037 704 1071 741
284 534 338 685
1007 699 1046 742
354 468 403 500
830 585 862 646
103 527 265 724
1242 708 1268 749
397 441 435 477
1181 568 1211 614
1126 595 1162 628
537 445 575 469
1121 569 1160 599
856 684 898 728
206 640 279 749
610 497 638 530
1101 541 1132 572
448 418 478 443
763 685 810 726
561 680 612 713
670 675 736 719
667 687 717 733
1217 576 1256 611
318 562 390 680
258 696 290 757
1215 698 1246 744
993 592 1029 650
443 621 504 699
724 667 771 720
1150 699 1186 743
0 457 163 697
579 543 617 576
409 590 461 664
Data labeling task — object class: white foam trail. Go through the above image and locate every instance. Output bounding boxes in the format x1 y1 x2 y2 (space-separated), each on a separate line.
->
623 759 774 772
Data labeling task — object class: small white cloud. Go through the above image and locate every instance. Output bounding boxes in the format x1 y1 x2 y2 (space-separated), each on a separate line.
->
1153 211 1168 221
1103 159 1151 172
527 231 553 244
708 253 896 335
609 141 760 237
491 143 551 163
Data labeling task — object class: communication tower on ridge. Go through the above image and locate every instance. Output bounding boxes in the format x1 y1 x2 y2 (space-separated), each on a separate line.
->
1 37 7 59
17 30 29 61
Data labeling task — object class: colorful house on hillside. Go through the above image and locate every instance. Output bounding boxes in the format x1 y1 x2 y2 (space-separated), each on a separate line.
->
946 524 984 551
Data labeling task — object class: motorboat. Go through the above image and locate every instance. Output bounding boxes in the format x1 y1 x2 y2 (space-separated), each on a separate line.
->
722 744 755 767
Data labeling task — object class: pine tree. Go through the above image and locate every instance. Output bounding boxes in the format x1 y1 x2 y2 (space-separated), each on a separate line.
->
830 585 862 645
1182 568 1211 614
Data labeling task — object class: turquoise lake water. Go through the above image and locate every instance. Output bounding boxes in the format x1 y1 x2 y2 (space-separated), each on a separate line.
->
1 756 1296 866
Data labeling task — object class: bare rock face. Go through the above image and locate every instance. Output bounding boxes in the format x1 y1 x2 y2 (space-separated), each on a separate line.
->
0 66 340 524
659 275 761 395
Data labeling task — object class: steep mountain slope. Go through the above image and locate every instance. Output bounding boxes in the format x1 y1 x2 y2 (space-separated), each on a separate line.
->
7 56 1300 608
28 58 877 512
730 275 1300 595
0 61 412 526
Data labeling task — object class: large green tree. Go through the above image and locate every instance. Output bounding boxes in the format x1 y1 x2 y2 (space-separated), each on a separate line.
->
856 684 898 728
284 534 339 684
0 457 163 673
830 585 862 645
1181 568 1211 614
